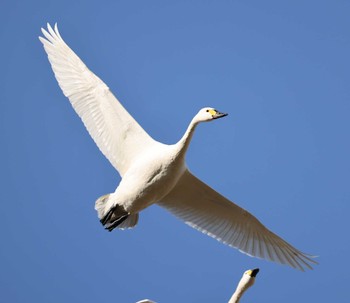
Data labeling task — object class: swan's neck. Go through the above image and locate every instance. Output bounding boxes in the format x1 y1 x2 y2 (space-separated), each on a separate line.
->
229 289 243 303
175 118 199 158
228 279 252 303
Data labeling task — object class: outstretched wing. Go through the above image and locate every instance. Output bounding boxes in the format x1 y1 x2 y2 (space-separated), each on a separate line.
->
158 170 317 270
39 23 157 176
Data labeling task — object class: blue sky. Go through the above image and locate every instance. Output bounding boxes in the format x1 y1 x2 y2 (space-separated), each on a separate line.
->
1 1 349 302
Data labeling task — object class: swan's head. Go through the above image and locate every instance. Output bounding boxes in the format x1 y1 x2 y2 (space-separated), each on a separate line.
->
244 268 259 278
194 107 228 123
237 268 260 291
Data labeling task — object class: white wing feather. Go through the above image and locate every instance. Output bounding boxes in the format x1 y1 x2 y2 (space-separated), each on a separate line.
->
39 23 156 176
158 170 317 270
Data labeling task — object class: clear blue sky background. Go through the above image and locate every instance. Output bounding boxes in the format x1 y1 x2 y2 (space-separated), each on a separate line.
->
1 1 349 302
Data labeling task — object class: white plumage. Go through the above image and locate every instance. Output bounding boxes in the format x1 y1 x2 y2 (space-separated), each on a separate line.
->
228 268 260 303
40 23 317 270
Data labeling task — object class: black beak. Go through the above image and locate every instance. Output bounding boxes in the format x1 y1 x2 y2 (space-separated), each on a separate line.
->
251 268 260 277
213 111 228 119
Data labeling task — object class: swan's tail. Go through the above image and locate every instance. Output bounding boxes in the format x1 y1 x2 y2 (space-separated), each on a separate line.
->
95 194 139 231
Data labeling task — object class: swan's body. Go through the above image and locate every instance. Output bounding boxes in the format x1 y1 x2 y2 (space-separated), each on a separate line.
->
40 23 317 270
97 142 186 229
228 268 259 303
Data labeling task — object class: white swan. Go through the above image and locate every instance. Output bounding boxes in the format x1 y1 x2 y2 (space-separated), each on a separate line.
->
135 269 258 303
228 268 259 303
39 23 317 270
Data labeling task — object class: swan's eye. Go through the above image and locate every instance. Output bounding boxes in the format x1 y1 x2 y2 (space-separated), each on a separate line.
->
206 109 209 112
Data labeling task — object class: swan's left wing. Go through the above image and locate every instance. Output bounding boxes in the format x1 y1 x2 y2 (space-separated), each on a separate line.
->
158 170 317 271
39 24 157 176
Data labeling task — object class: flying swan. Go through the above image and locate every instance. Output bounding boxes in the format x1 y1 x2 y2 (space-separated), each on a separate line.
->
39 23 317 271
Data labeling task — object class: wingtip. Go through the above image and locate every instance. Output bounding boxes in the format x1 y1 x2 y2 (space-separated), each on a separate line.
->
46 22 51 33
45 22 58 33
40 22 62 44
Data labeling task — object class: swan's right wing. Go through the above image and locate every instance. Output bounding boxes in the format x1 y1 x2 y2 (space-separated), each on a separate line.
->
158 170 317 271
39 24 156 176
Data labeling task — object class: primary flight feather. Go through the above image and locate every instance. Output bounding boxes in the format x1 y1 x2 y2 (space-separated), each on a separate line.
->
40 23 317 270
